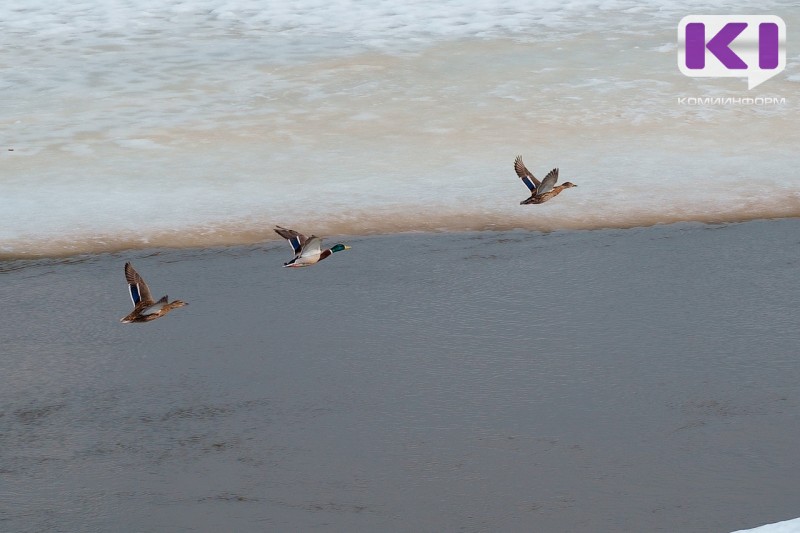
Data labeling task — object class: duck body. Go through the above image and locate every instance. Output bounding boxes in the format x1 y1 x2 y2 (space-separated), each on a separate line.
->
283 248 331 268
520 183 577 204
120 262 187 323
274 226 350 267
514 155 577 204
121 297 188 323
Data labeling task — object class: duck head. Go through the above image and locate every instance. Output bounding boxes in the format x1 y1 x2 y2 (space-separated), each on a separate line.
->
330 243 351 253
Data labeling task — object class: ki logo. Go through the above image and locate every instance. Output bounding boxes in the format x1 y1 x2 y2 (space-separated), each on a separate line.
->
678 15 786 89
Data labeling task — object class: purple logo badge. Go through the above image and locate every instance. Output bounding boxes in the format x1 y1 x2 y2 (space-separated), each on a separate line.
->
678 15 786 89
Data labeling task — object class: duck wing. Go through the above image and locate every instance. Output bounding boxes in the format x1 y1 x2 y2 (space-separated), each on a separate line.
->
274 226 309 256
514 155 540 192
124 262 155 306
141 295 169 315
299 236 323 258
535 168 559 196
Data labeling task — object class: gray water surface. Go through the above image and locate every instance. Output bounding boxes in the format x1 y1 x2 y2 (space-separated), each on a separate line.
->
1 219 799 532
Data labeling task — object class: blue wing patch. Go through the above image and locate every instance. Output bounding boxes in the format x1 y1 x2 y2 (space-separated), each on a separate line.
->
522 176 537 193
289 236 302 255
129 283 141 305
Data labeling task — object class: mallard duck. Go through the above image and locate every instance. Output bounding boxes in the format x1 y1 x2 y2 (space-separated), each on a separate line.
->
514 155 577 204
274 226 351 267
120 262 187 323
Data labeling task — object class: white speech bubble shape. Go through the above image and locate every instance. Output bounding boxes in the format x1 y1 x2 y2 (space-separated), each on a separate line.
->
678 15 786 90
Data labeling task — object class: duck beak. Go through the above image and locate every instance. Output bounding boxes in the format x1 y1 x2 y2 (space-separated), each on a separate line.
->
344 245 352 250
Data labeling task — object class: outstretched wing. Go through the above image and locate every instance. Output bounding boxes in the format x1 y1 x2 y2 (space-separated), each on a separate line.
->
514 155 540 192
299 236 322 258
274 226 308 256
535 168 559 196
124 262 154 306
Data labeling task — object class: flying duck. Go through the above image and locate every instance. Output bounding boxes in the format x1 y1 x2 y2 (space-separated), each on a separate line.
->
514 155 577 204
120 262 187 323
274 226 351 267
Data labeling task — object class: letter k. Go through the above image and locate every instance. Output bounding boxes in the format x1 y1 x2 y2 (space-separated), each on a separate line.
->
686 22 748 69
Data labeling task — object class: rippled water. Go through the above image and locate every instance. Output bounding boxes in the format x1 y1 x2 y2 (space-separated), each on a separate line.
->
1 219 799 531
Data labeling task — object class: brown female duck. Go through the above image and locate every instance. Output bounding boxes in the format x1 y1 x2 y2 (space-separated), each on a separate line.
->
514 155 577 204
120 262 187 323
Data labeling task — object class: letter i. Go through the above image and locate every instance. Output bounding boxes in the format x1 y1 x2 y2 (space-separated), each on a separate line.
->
759 23 779 69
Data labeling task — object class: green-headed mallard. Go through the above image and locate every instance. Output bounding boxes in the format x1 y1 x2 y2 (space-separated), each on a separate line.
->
514 155 577 204
120 262 187 323
274 226 351 267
